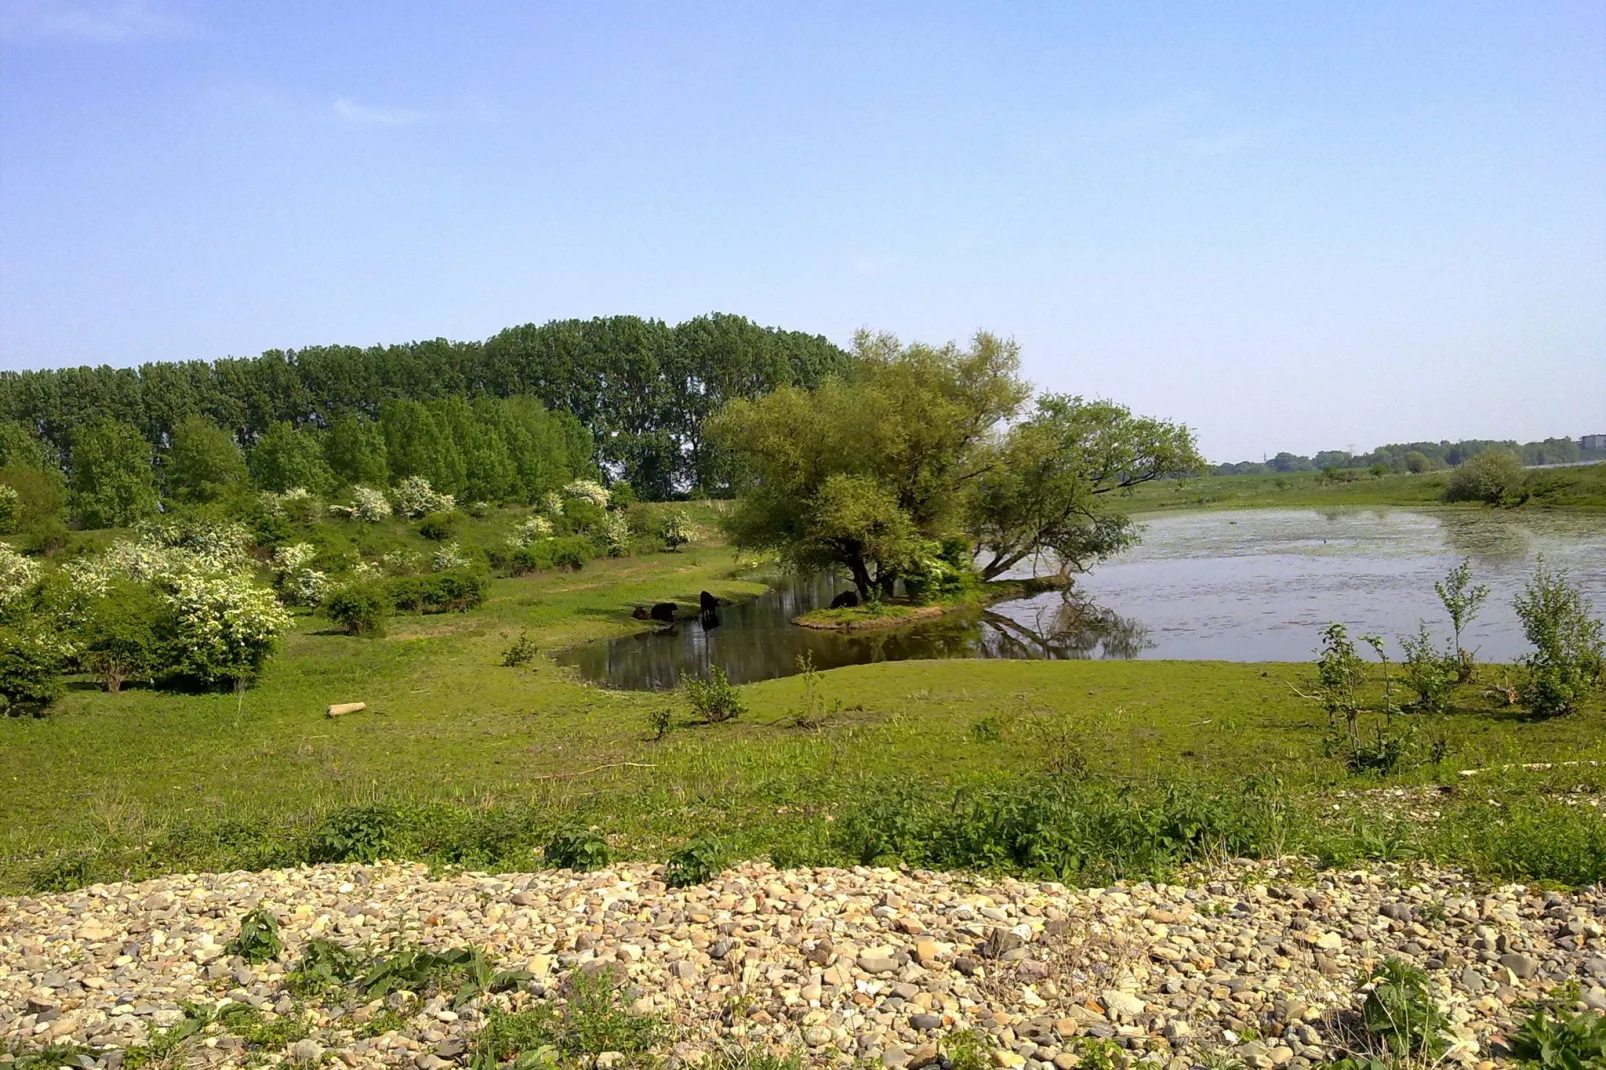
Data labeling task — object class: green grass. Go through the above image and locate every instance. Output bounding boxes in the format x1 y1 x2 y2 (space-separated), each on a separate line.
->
1120 461 1606 513
4 507 1605 891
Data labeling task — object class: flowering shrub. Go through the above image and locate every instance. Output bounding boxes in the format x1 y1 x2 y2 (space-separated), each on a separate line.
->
162 570 292 687
562 479 610 509
284 568 332 608
0 484 18 535
391 476 455 519
505 515 554 550
0 624 71 715
600 511 632 557
660 509 699 552
352 485 393 522
538 491 564 517
431 541 471 572
378 549 423 575
136 518 253 573
272 543 317 574
0 545 42 609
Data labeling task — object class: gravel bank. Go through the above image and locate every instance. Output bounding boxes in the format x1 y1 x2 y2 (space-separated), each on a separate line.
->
3 860 1603 1069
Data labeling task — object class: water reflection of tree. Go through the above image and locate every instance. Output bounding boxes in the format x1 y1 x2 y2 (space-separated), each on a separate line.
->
983 592 1153 660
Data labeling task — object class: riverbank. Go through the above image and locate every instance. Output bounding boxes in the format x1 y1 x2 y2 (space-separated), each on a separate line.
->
793 578 1064 632
4 858 1601 1068
1120 462 1606 513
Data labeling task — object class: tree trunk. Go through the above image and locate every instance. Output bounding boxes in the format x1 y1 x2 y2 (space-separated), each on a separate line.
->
847 558 874 603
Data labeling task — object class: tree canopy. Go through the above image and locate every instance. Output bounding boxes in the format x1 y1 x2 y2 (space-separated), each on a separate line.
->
709 330 1204 601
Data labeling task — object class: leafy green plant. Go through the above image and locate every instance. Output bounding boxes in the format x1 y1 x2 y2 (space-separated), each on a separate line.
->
472 969 659 1067
324 581 390 636
1356 957 1448 1060
419 510 461 541
358 942 530 1009
664 835 723 888
501 631 538 668
1435 558 1489 680
545 823 611 870
1508 985 1606 1069
1313 623 1366 732
308 805 396 863
1513 558 1605 718
0 624 67 716
647 705 672 740
940 1030 991 1070
1398 623 1457 712
968 714 1003 742
287 937 363 997
225 908 283 964
684 666 746 723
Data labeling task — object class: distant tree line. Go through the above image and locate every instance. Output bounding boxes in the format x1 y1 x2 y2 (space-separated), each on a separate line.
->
1213 436 1603 476
0 313 850 500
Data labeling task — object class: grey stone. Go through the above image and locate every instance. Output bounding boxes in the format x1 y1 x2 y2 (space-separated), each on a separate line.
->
911 1013 943 1031
1499 953 1537 979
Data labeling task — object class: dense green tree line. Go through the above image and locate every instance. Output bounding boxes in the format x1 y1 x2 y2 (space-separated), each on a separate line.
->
1214 436 1603 476
0 313 850 498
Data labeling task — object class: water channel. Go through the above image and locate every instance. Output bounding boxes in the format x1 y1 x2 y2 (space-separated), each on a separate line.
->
555 508 1606 690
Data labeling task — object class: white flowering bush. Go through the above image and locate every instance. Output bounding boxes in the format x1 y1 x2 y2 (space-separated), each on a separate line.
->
431 541 471 572
284 568 332 608
379 549 423 575
136 519 253 573
391 476 455 519
661 508 700 551
349 559 383 582
272 542 318 575
351 485 393 522
163 570 292 687
600 511 632 557
0 484 19 535
504 515 554 550
562 479 610 509
0 545 42 609
538 491 564 517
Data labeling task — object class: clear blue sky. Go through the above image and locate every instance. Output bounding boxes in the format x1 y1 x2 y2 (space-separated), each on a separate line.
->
2 1 1602 461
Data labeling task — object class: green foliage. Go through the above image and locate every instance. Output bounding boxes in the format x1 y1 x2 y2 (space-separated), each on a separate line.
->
324 412 390 488
1509 986 1606 1069
545 823 611 870
1445 449 1528 504
648 705 672 740
78 581 166 691
286 937 363 997
308 805 395 862
509 535 594 574
1398 624 1457 712
501 631 538 667
684 665 746 723
1355 957 1448 1060
325 581 390 636
165 414 247 504
226 908 284 964
1513 559 1605 717
473 968 660 1067
1313 623 1366 730
664 835 723 887
659 507 697 551
249 421 334 495
388 568 489 613
358 942 530 1009
0 462 68 551
831 776 1288 884
161 570 292 688
1435 558 1489 673
419 509 461 541
0 625 67 715
940 1030 991 1070
69 418 159 528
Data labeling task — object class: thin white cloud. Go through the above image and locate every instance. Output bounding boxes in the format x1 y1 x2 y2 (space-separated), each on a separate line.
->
0 0 191 43
331 97 437 128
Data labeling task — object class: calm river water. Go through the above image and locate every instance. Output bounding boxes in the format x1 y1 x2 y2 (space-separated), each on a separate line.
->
556 508 1606 690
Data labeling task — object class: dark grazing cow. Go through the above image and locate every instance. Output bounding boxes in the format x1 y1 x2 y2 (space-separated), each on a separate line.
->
650 602 678 622
829 590 860 609
699 590 719 613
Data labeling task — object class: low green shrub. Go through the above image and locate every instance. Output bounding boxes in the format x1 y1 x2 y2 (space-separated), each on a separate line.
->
0 624 67 716
684 666 745 723
1356 958 1448 1060
1508 985 1606 1069
509 536 594 575
308 805 398 863
388 569 488 613
545 823 610 870
418 510 461 541
664 835 723 888
1513 559 1605 718
325 581 390 636
286 938 363 997
501 631 538 667
226 908 284 964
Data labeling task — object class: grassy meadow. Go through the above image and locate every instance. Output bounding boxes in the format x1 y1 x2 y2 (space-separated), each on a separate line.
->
4 507 1605 893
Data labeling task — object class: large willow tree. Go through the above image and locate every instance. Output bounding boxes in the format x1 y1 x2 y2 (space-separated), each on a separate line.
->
709 331 1203 601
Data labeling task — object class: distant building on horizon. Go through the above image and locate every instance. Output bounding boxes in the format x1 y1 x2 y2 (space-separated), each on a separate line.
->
1582 433 1606 450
